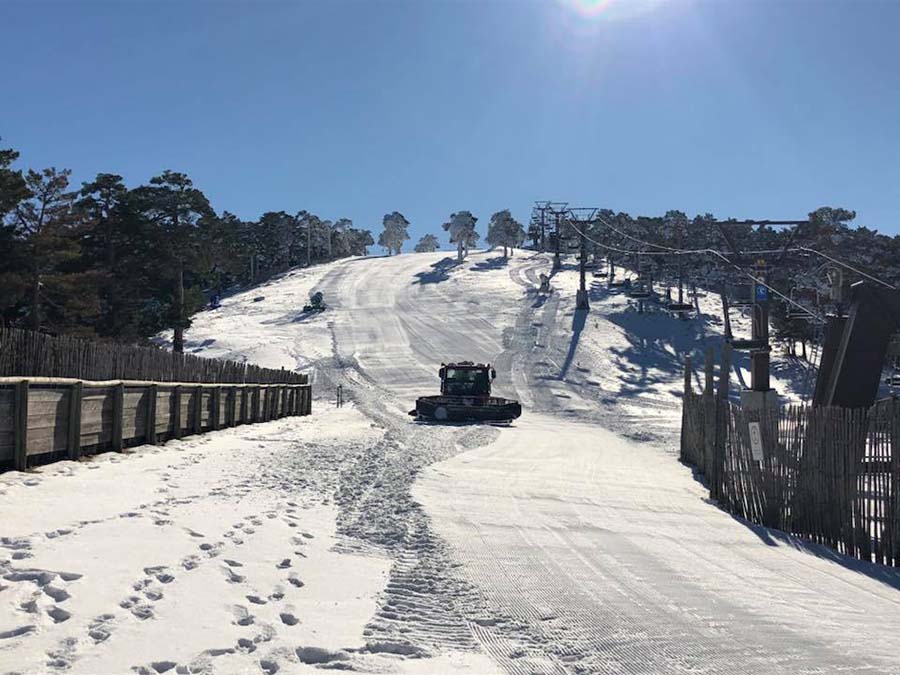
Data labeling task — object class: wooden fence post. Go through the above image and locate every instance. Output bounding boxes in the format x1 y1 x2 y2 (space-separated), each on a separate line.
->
147 384 158 445
890 399 900 567
194 386 203 434
67 381 83 460
703 347 716 487
281 386 287 418
680 355 693 463
172 386 182 439
240 386 248 425
112 382 124 452
14 380 29 471
712 345 733 501
212 387 221 430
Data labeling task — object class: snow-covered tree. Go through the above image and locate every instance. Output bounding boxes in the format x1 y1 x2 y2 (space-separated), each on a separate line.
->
378 211 410 255
442 210 478 262
414 233 440 253
486 210 525 258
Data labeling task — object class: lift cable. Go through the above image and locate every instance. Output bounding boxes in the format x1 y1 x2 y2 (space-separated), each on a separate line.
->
593 215 895 291
563 216 825 323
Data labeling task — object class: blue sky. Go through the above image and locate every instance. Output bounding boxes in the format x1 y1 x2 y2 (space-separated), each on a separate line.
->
3 0 899 248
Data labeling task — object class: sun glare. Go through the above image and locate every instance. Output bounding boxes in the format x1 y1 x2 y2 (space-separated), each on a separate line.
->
558 0 669 21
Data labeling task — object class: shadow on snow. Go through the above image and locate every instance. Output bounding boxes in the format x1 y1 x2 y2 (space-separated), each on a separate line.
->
413 256 461 285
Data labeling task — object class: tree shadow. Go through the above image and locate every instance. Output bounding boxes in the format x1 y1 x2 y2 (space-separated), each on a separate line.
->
721 509 900 591
559 309 588 380
472 256 510 273
261 309 326 326
413 256 461 285
532 291 550 309
185 338 216 352
599 297 815 403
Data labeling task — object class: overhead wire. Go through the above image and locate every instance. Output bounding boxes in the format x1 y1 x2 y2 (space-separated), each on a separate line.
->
593 214 895 290
563 215 825 322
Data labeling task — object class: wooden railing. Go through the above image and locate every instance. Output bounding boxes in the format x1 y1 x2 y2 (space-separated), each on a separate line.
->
1 377 312 471
0 325 305 384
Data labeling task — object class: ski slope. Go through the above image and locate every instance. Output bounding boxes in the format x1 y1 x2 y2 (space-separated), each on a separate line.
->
2 250 899 674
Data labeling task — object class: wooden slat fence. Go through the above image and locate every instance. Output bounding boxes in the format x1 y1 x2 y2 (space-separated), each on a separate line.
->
0 378 312 472
681 351 900 566
0 326 305 384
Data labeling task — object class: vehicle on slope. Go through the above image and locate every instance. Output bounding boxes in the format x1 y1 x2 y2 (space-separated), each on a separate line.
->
409 361 522 423
538 273 552 294
303 291 327 313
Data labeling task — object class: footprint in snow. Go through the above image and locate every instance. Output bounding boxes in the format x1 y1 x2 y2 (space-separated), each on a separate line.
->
232 605 255 626
223 567 245 584
237 637 256 653
43 584 71 602
144 566 175 584
0 625 36 640
279 610 299 626
181 555 201 571
45 528 73 539
47 606 72 623
120 596 154 620
259 658 280 674
88 614 115 643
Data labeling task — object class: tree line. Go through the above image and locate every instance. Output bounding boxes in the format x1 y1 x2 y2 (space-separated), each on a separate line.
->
384 209 526 262
0 145 374 350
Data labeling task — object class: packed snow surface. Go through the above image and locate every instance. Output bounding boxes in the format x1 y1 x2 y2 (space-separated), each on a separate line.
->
2 250 899 674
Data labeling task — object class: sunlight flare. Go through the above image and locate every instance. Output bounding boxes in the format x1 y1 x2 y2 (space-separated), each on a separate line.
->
558 0 669 21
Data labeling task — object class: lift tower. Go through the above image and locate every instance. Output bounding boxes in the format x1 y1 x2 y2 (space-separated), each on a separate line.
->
566 208 597 311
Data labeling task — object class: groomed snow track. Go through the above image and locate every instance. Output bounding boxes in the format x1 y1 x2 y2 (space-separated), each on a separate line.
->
4 250 898 674
310 251 900 675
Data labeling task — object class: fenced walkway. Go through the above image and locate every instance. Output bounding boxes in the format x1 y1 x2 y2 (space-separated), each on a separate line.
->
0 328 312 471
681 347 900 567
0 325 304 384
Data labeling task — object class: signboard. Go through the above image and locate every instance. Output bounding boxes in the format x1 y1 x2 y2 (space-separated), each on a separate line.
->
748 422 764 461
755 284 769 302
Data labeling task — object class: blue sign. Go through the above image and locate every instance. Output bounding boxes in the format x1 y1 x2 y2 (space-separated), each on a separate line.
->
755 285 769 302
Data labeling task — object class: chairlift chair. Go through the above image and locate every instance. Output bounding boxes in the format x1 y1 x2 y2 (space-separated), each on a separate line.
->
721 291 766 350
666 301 694 314
724 282 755 307
626 279 652 300
728 337 769 351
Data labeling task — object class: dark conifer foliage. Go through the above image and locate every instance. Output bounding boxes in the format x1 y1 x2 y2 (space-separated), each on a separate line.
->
0 146 373 349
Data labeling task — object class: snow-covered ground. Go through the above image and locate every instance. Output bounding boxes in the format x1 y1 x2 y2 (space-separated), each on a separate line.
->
3 250 900 674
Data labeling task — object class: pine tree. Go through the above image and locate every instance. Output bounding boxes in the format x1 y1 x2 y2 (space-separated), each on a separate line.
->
378 212 410 255
0 147 30 325
414 234 440 253
442 211 478 262
131 171 213 352
11 168 99 334
486 210 525 258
